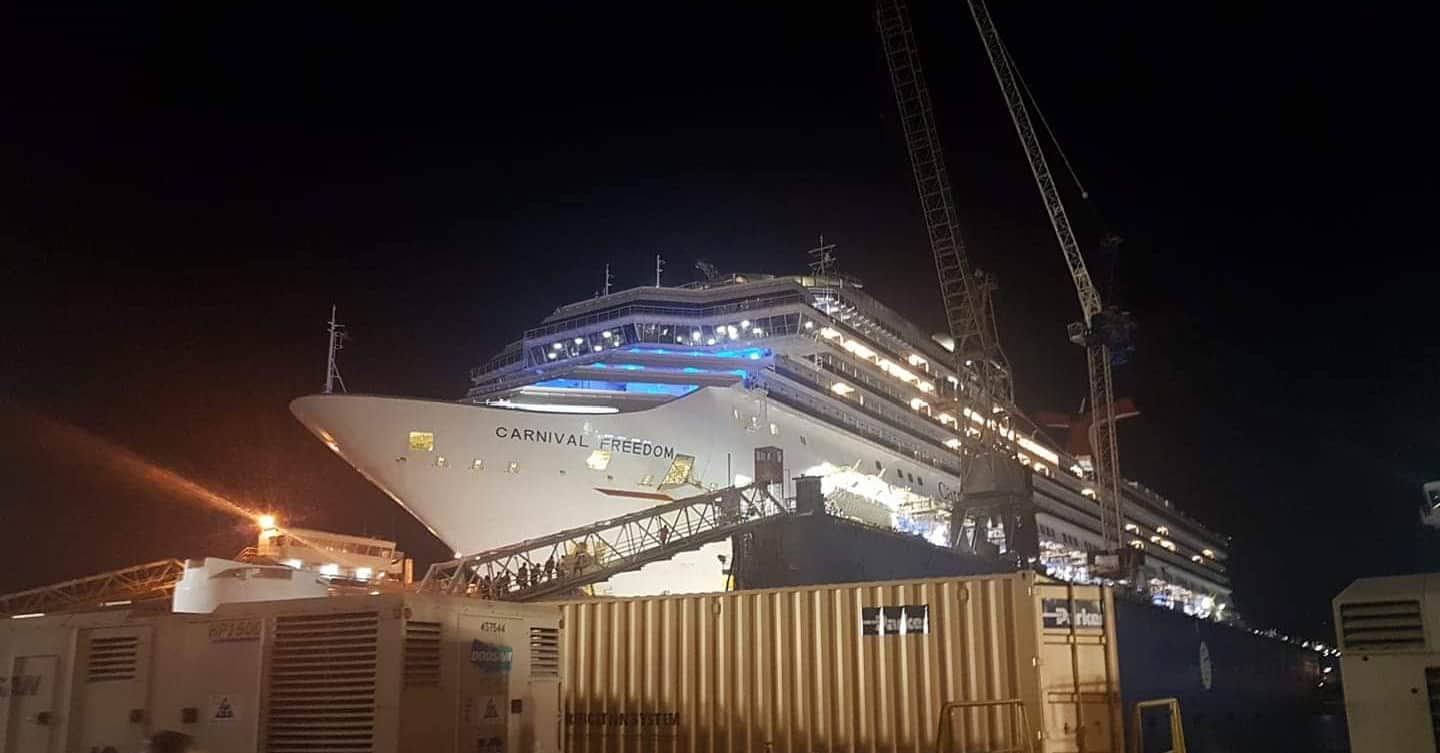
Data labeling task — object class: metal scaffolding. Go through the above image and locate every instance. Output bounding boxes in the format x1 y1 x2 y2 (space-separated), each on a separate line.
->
420 484 792 601
0 559 186 617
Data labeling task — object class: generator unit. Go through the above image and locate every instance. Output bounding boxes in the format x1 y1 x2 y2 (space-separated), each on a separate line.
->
0 593 562 753
1335 573 1440 753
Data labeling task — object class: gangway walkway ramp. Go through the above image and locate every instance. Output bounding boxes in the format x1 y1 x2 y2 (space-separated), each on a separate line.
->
0 559 186 617
419 484 792 601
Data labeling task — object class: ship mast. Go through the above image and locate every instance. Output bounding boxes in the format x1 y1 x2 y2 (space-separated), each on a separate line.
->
808 235 837 278
323 305 347 395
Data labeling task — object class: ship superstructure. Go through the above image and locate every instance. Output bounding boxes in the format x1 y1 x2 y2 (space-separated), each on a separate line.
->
293 272 1232 618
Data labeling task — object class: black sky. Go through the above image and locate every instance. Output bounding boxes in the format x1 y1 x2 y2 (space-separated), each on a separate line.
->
2 2 1437 639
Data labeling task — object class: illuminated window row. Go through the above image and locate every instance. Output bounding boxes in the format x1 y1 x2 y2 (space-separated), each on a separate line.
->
1123 520 1219 565
819 364 1216 566
529 314 808 369
817 325 1075 482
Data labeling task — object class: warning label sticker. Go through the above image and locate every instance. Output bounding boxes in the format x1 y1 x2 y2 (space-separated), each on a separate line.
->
209 695 238 722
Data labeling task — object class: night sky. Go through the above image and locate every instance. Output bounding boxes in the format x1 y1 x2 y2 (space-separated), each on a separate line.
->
2 3 1436 639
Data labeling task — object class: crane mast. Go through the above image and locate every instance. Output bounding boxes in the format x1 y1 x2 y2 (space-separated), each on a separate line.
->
965 0 1131 569
878 0 1037 563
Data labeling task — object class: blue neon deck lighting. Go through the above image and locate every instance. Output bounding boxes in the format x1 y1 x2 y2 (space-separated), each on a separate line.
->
531 378 698 397
624 346 770 360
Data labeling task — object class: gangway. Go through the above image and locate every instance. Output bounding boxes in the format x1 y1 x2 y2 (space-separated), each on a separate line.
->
0 546 319 618
420 484 793 601
0 559 186 617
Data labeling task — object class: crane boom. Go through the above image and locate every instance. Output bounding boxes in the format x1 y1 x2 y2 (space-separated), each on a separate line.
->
967 2 1101 324
965 0 1128 563
875 0 1012 406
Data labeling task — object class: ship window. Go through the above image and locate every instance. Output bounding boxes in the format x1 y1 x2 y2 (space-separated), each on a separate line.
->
585 450 612 471
471 459 484 471
660 454 695 489
408 431 435 452
769 423 779 436
507 461 519 474
435 455 448 468
875 460 882 472
799 435 807 446
639 474 655 486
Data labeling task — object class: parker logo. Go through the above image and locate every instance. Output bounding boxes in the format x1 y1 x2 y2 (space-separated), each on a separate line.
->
1041 598 1105 628
861 605 929 636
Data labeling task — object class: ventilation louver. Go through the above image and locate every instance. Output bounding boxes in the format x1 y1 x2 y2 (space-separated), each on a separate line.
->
265 611 379 753
87 634 139 682
530 626 560 678
404 621 442 687
1340 599 1425 651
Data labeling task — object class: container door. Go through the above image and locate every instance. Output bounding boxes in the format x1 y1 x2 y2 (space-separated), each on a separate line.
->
71 626 153 753
1036 585 1121 752
4 655 59 753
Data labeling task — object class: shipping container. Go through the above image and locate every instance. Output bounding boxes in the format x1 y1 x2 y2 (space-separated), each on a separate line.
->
560 572 1122 753
0 592 562 753
734 514 1348 752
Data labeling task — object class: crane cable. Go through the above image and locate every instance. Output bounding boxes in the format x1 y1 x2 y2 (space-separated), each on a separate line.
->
991 21 1125 299
994 32 1091 202
990 31 1088 203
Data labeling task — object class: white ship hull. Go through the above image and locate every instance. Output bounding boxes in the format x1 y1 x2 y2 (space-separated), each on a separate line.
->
292 387 949 594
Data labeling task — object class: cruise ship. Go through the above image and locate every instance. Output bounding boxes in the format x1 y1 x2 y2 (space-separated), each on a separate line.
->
291 272 1233 616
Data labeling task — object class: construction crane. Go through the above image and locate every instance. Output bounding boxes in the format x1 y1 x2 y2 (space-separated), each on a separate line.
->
876 0 1036 564
965 0 1138 577
875 0 1011 408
